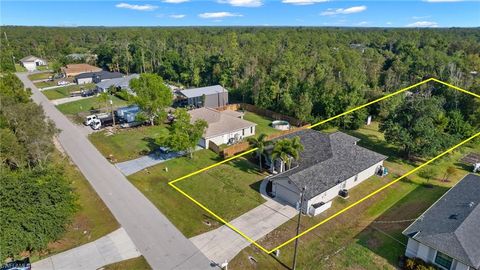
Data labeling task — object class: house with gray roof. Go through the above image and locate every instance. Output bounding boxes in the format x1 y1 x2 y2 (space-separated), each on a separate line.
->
75 70 124 84
96 74 140 94
403 173 480 270
177 85 228 108
269 129 387 216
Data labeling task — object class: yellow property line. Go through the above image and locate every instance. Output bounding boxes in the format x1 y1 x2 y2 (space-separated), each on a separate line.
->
168 78 479 254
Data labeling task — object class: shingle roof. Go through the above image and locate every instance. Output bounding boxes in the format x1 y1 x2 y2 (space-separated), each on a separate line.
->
180 85 227 98
75 70 124 80
403 174 480 269
188 107 256 139
271 129 387 199
20 55 44 62
61 64 102 75
96 74 139 90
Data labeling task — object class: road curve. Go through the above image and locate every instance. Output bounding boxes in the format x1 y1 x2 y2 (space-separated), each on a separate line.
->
16 73 212 270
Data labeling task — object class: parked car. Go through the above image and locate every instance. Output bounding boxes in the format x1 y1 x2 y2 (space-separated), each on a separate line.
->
81 89 95 97
57 80 68 86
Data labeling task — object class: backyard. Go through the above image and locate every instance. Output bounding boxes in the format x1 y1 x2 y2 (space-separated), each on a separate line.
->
228 121 479 270
42 83 96 100
128 149 269 237
89 125 170 162
243 111 281 137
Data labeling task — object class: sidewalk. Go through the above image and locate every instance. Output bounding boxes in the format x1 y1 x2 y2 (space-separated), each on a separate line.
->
51 95 94 105
32 228 141 270
190 179 297 264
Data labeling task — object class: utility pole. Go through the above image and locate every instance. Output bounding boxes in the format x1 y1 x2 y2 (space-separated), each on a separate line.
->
292 186 306 270
110 99 115 127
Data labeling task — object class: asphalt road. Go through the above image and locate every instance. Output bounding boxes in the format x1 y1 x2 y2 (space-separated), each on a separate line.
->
17 73 212 270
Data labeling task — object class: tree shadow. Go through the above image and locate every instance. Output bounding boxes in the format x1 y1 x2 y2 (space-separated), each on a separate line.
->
141 137 161 155
354 183 449 267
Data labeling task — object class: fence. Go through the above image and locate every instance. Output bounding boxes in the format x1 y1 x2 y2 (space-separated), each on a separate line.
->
215 124 311 158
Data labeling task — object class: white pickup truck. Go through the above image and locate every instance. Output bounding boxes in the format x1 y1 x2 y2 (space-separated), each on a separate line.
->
84 113 111 126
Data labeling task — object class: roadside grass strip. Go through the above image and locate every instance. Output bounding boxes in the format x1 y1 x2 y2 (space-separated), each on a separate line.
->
168 78 480 254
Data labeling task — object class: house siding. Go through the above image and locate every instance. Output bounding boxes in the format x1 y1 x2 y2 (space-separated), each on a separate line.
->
77 77 93 84
405 239 472 270
204 126 256 149
187 92 228 108
273 178 300 207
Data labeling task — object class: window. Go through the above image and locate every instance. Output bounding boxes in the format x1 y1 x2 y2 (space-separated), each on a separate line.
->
434 251 453 270
242 129 245 136
354 175 358 182
250 126 253 133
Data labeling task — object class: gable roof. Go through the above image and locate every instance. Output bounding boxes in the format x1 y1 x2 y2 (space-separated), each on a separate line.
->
20 55 44 62
75 70 124 80
271 129 387 200
180 85 227 98
96 74 139 90
403 174 480 269
188 107 256 139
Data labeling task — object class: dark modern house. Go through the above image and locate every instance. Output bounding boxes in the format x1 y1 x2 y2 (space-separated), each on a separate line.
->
403 173 480 270
176 85 228 108
75 70 124 85
268 129 387 216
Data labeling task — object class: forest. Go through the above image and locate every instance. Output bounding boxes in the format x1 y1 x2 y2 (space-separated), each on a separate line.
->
1 27 479 126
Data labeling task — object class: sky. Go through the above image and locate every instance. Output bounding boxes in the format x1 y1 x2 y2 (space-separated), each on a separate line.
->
1 0 479 27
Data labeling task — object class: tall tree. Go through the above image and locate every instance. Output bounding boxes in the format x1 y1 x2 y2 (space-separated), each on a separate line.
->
247 133 271 171
130 73 173 126
271 136 304 173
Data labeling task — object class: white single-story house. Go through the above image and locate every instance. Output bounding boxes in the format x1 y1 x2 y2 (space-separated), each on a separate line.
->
188 107 256 149
268 129 387 216
20 55 47 71
403 173 480 270
96 74 139 94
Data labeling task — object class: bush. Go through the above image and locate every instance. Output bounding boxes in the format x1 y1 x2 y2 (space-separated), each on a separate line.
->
404 258 438 270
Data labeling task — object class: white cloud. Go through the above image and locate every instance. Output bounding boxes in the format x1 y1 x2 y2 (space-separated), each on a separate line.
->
386 22 392 25
218 0 263 7
282 0 328 5
320 5 367 16
406 21 439 27
199 12 243 19
169 14 186 19
163 0 190 3
423 0 463 2
357 21 368 26
412 15 431 19
115 3 158 11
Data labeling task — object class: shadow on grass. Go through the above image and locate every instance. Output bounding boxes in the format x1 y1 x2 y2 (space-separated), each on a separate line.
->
141 137 162 155
355 183 449 267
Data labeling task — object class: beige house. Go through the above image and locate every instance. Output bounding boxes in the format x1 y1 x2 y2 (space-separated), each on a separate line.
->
188 107 256 149
20 55 47 71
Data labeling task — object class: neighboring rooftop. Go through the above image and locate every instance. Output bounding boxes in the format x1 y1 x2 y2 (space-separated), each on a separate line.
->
271 129 387 199
96 74 139 90
403 173 480 269
62 63 102 75
188 107 256 139
180 85 227 98
20 55 45 62
75 70 124 80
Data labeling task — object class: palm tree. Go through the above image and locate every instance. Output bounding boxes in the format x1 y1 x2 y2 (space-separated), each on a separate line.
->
247 133 270 171
271 136 304 173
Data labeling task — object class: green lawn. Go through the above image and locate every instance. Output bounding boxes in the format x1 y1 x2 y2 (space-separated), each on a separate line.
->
89 125 170 162
42 83 96 100
243 112 280 137
128 149 268 237
57 95 127 115
15 64 27 72
31 151 119 262
229 121 479 270
28 72 53 81
101 256 151 270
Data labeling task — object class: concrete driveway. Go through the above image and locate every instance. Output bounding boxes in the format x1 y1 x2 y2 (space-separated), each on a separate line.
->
190 179 298 264
32 228 140 270
115 150 186 176
17 73 212 270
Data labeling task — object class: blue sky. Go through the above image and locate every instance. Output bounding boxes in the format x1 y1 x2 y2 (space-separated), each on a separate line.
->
1 0 479 27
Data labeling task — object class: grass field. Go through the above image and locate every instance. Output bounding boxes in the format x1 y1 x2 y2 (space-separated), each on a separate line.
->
128 149 268 237
28 72 53 81
15 64 27 72
89 125 170 162
42 83 96 100
31 151 119 262
56 95 127 116
243 112 280 137
102 256 151 270
228 122 479 270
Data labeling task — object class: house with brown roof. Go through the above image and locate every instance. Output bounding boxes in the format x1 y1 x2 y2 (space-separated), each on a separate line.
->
187 107 256 149
61 63 102 77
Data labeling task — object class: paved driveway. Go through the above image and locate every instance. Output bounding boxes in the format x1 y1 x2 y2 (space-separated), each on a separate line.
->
115 150 185 176
190 179 297 264
33 228 140 270
17 73 212 270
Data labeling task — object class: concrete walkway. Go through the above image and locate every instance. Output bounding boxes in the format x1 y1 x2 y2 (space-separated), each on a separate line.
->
17 73 212 270
51 95 94 105
33 228 140 270
190 179 297 264
115 150 186 176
